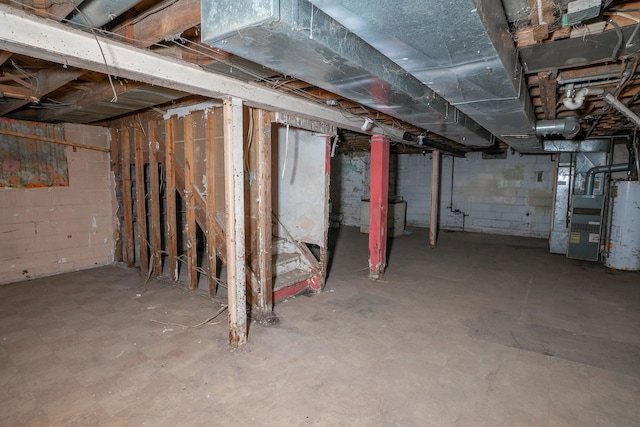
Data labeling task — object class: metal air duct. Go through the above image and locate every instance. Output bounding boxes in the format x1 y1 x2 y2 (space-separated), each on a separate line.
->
536 117 581 139
201 0 493 147
585 164 629 195
68 0 143 28
307 0 540 152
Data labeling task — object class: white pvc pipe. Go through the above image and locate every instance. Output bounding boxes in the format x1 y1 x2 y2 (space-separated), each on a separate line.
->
563 88 605 110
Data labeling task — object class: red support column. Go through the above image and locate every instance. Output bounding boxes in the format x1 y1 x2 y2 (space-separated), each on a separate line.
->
369 135 390 280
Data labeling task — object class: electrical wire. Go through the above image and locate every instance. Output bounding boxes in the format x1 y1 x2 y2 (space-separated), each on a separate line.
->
8 0 413 140
608 19 624 61
70 4 119 102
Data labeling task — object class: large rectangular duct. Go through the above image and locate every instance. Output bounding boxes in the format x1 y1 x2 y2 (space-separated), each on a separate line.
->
201 0 493 147
307 0 541 152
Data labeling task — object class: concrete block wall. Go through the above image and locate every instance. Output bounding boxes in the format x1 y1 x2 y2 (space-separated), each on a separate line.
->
0 123 117 285
330 153 369 226
332 150 555 238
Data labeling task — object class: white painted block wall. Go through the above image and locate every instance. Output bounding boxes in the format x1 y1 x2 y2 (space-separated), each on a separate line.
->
329 153 369 226
331 150 555 238
0 123 117 284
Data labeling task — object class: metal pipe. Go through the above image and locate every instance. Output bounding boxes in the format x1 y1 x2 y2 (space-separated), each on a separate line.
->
602 92 640 128
585 163 629 195
536 117 581 139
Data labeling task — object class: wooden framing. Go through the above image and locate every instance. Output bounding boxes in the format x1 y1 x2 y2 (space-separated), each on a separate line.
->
165 117 178 281
0 129 109 152
205 111 218 297
148 120 163 277
184 114 198 290
255 109 274 315
134 126 149 274
121 126 135 268
110 127 123 263
538 72 557 120
223 97 247 345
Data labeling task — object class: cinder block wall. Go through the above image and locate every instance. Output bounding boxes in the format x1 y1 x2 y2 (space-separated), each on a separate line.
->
330 153 369 226
0 123 117 285
331 150 555 238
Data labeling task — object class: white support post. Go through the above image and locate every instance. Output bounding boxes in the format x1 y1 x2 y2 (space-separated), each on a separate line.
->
223 97 247 346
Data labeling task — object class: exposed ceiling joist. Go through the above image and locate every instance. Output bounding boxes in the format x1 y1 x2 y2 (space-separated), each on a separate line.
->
17 79 144 122
0 68 83 115
0 50 12 66
111 0 200 48
0 4 406 140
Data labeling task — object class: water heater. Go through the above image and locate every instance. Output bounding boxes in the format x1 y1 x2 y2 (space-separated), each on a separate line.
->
605 181 640 271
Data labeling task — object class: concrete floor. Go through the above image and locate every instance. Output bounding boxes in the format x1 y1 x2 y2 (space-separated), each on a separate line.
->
1 226 639 426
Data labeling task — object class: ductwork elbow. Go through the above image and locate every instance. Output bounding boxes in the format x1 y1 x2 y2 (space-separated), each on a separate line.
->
536 116 581 139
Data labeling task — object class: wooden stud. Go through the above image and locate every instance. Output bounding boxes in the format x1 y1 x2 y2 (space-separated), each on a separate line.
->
223 97 247 346
0 129 109 152
134 126 149 275
121 126 135 268
538 72 558 120
430 150 440 249
255 109 274 315
184 114 198 290
110 127 123 263
165 118 178 281
206 110 218 297
148 120 163 277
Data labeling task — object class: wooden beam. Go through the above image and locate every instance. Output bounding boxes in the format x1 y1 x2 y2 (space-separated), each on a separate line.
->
121 126 135 268
255 109 274 316
429 150 440 248
206 110 218 297
3 72 39 92
47 0 85 21
165 117 178 281
148 120 163 277
538 72 558 120
223 97 247 346
134 126 149 275
184 114 198 290
112 0 200 48
33 80 143 122
31 0 84 20
0 5 407 140
528 0 555 41
0 51 12 66
0 83 36 100
110 127 123 263
0 69 84 116
0 128 109 153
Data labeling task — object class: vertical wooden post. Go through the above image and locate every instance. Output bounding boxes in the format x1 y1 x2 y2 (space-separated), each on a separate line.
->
110 127 123 263
430 150 440 248
255 109 273 316
223 97 247 345
165 118 178 281
368 135 390 280
206 110 218 297
148 120 163 276
121 126 135 268
134 126 149 274
184 114 198 290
